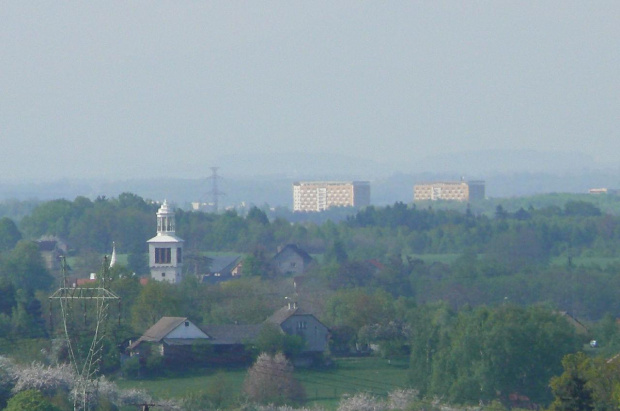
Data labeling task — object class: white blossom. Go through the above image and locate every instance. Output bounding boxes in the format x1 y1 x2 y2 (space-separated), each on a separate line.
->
11 361 75 395
243 352 305 404
387 388 419 410
118 387 152 406
156 398 183 411
337 392 386 411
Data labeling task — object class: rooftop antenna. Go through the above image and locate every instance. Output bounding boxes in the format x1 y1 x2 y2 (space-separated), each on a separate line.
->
207 166 225 212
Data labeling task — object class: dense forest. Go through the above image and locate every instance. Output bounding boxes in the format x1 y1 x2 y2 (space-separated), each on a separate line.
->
2 192 620 409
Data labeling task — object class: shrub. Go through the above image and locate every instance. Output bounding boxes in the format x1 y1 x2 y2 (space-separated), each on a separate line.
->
5 389 61 411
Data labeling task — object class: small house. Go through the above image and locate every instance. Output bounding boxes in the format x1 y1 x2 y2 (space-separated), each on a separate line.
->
201 255 242 284
271 244 314 275
267 302 330 364
129 303 329 366
128 317 210 363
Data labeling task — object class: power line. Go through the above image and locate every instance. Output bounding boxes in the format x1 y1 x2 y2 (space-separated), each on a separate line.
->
206 166 225 213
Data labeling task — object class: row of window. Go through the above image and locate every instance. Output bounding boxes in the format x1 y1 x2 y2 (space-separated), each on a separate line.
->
154 247 182 264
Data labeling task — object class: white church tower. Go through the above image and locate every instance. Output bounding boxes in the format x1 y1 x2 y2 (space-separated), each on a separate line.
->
147 200 184 284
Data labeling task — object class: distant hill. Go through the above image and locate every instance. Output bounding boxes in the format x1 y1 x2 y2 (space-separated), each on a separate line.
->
412 149 598 175
0 150 617 207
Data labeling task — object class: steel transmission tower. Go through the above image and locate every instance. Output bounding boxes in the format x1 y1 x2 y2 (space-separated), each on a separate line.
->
207 166 225 212
49 256 120 410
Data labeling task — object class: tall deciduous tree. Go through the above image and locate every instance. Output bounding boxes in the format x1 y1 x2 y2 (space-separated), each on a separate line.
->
409 304 580 406
130 281 182 332
0 241 52 295
549 352 595 411
0 218 21 252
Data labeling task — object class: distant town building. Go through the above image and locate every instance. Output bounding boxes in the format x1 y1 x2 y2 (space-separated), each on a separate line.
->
292 181 370 212
147 201 184 284
414 180 485 202
589 188 619 195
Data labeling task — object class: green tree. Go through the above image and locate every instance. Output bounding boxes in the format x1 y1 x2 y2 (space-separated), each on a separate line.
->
19 199 74 239
564 201 602 217
5 389 61 411
242 248 270 278
0 241 53 295
408 302 454 396
325 288 394 351
130 281 182 332
549 352 595 411
127 252 149 275
324 239 348 264
0 217 22 252
247 206 269 225
116 192 152 212
485 228 549 272
255 322 304 358
0 279 16 316
410 304 580 406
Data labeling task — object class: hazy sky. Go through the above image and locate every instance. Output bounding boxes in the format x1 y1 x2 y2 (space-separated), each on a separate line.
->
1 2 618 182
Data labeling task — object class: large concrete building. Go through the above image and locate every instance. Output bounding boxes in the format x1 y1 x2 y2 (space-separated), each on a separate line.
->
147 200 184 284
293 181 370 212
414 180 485 202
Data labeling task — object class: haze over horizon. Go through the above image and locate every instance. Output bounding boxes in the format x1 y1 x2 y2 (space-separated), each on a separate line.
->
1 2 618 183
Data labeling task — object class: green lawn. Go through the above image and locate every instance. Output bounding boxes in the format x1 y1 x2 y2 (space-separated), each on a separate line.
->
116 356 410 410
550 255 620 268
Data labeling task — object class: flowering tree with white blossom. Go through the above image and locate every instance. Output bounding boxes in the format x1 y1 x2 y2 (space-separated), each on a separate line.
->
0 357 179 410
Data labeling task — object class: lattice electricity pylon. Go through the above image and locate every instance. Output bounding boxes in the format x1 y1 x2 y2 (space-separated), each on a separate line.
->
49 256 120 410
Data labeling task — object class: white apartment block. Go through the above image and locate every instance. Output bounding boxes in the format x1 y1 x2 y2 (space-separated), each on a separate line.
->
293 181 370 212
414 181 485 202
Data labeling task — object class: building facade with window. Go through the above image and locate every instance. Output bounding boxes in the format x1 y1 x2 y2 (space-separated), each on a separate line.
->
148 200 184 284
414 180 485 202
292 181 370 212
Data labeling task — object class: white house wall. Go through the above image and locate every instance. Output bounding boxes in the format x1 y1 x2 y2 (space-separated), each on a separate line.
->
167 321 210 339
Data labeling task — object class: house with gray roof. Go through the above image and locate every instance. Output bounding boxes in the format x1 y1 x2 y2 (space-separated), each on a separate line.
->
270 244 314 276
128 303 329 366
200 255 242 284
127 317 210 363
267 302 329 356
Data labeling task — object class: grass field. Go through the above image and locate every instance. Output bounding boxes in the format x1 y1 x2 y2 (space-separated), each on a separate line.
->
116 356 410 410
550 255 620 268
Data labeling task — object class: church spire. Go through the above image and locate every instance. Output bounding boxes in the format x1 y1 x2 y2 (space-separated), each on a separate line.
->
109 241 117 268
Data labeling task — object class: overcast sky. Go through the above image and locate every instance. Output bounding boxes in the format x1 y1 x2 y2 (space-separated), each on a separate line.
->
1 2 618 182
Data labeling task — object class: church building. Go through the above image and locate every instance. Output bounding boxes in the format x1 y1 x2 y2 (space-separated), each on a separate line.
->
147 200 184 284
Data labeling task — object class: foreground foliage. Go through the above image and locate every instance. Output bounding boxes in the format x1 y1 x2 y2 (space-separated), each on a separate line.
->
409 304 581 406
548 352 620 411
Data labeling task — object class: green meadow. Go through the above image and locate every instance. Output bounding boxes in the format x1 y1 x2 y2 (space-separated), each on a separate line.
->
116 356 410 410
